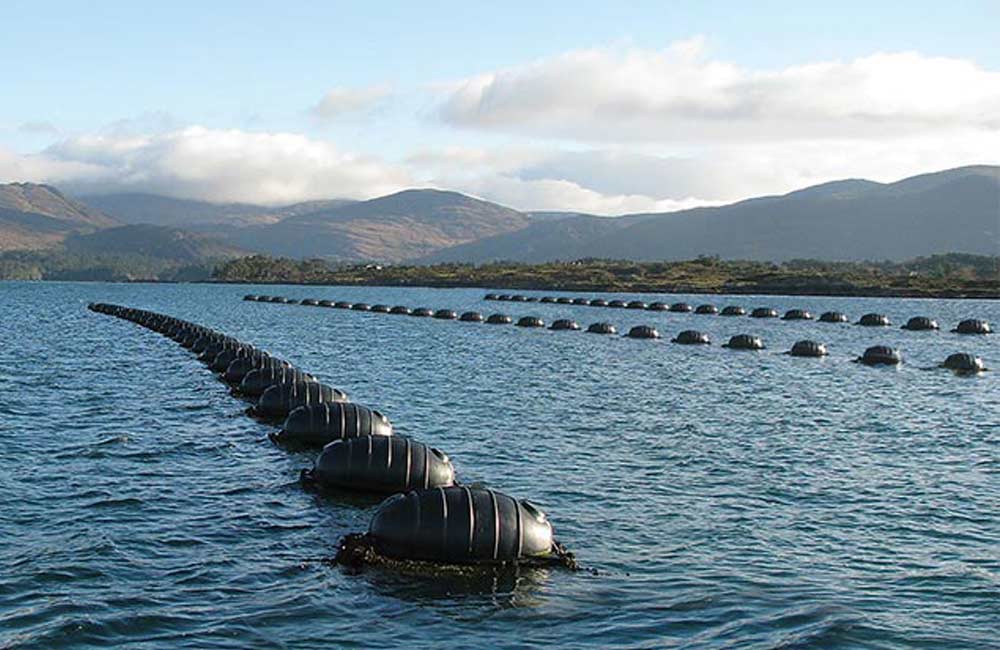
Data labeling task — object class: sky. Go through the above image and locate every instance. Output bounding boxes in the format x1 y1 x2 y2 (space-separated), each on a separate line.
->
2 0 998 214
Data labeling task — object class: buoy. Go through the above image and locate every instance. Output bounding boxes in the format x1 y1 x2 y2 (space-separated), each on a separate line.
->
901 316 939 331
459 311 484 322
334 301 353 309
627 300 647 310
540 296 557 303
319 300 335 308
722 334 765 350
497 294 512 301
239 366 314 397
819 311 849 323
486 313 513 324
224 354 277 385
856 345 902 365
433 309 458 320
858 313 891 327
789 340 828 357
511 295 528 302
243 295 258 301
411 308 433 317
556 297 573 304
256 381 349 419
670 303 693 313
626 325 660 339
301 299 319 306
586 322 617 335
306 436 455 493
352 303 372 312
484 293 499 301
940 353 987 373
590 299 609 307
647 302 669 311
695 304 718 315
516 316 545 328
782 309 813 320
608 300 627 308
671 330 710 345
368 487 554 564
572 298 591 306
750 307 779 318
524 296 539 302
390 306 411 315
275 402 392 447
549 319 581 331
952 319 992 335
720 306 746 316
371 304 391 313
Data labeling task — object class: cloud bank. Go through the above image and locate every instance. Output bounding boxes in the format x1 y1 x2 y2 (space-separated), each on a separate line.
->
438 41 1000 143
1 40 997 214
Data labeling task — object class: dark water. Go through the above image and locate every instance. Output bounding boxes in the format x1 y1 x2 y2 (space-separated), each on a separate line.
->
1 281 997 649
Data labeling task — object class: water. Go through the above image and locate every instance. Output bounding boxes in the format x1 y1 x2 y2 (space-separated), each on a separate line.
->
1 281 997 649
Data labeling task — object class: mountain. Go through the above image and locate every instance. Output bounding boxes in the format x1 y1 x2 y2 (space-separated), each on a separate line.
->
78 192 356 228
230 189 532 262
63 224 248 262
0 183 117 251
420 213 649 263
424 166 1000 263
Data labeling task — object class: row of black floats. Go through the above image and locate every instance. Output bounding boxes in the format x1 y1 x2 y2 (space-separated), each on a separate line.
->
483 294 994 335
246 296 987 373
87 303 574 570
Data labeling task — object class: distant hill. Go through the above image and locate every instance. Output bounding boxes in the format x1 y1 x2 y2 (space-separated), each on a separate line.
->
424 165 1000 263
0 183 117 251
78 192 356 228
420 213 648 263
63 224 247 262
230 189 532 262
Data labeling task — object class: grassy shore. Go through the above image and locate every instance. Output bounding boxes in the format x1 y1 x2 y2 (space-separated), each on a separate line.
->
211 254 999 299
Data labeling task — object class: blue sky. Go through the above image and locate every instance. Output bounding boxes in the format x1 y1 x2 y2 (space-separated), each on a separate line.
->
2 0 998 212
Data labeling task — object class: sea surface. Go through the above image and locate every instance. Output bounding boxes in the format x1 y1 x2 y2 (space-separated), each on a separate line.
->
0 281 997 649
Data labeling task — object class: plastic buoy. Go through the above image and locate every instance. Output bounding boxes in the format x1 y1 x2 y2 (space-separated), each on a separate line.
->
789 340 828 357
306 436 455 493
459 311 484 322
516 316 545 328
626 325 660 339
671 330 710 345
549 319 581 331
819 311 849 323
433 309 458 320
858 313 891 327
782 309 813 321
368 487 554 564
669 303 693 313
586 322 617 335
390 306 411 315
695 304 718 315
940 353 986 373
486 313 513 324
953 319 992 335
856 345 902 365
276 402 392 447
901 316 939 331
750 307 779 318
256 381 349 419
722 334 765 350
720 306 746 316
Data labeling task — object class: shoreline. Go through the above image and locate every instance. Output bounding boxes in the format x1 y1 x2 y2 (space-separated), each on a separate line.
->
206 278 999 300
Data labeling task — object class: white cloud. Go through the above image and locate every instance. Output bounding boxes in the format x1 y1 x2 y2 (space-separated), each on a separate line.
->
438 44 1000 143
311 84 392 120
0 126 412 205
